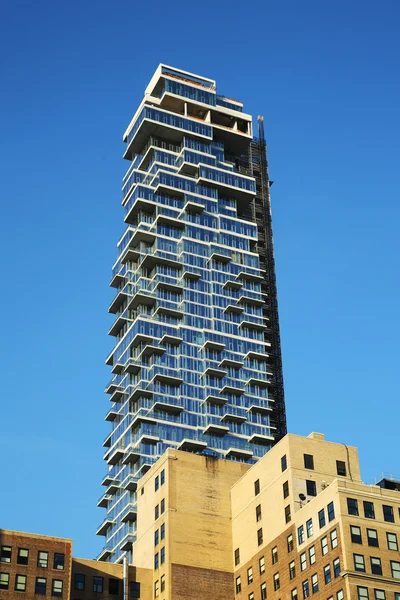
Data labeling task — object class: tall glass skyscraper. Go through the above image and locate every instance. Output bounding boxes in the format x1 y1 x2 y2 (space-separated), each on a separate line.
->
97 65 286 562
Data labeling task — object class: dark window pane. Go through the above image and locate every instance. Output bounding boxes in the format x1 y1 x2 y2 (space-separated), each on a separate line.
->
347 498 359 516
304 454 314 469
336 460 346 476
306 480 316 496
363 501 375 519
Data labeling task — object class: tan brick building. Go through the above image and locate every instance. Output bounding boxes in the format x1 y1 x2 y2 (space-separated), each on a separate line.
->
2 432 400 600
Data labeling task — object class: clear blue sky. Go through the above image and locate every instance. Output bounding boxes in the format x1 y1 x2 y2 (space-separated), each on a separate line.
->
1 0 399 558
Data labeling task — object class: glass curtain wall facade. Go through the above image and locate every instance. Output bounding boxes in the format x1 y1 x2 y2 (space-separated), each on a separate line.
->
97 65 286 562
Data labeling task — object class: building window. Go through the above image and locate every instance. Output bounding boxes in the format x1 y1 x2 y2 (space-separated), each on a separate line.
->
248 594 254 600
261 582 267 600
259 556 265 574
336 460 346 476
302 579 310 599
160 498 165 514
289 560 296 579
235 576 241 593
309 545 316 564
383 505 394 523
74 574 85 590
154 553 159 569
155 476 159 491
298 525 305 544
281 454 287 471
304 454 314 470
387 532 398 551
364 501 375 519
271 546 278 564
155 529 159 546
36 577 47 595
0 573 9 590
300 552 307 571
318 508 326 528
160 469 165 485
247 567 253 584
374 591 386 600
109 579 119 595
52 579 63 597
256 504 262 522
347 498 359 516
354 554 365 572
0 546 12 563
257 528 263 546
285 505 291 523
291 589 298 599
311 573 318 593
54 553 64 570
321 536 328 555
306 518 313 538
327 501 335 521
324 564 332 584
351 525 362 543
38 551 49 568
357 587 369 599
234 548 240 566
283 480 289 498
391 561 400 579
130 582 140 598
161 523 165 540
367 528 379 547
333 557 341 577
370 557 382 576
17 548 29 565
160 575 165 593
287 534 294 552
273 572 280 591
155 504 159 520
330 528 338 548
93 576 104 592
154 579 159 597
160 547 165 564
306 480 316 497
337 591 344 600
254 479 260 495
15 574 27 592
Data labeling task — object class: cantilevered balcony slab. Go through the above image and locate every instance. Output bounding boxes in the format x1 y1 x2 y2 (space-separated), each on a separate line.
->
102 473 118 486
219 358 244 369
120 247 141 264
105 480 121 495
97 546 114 561
226 447 253 459
97 493 112 508
155 213 185 230
221 385 244 396
105 382 123 395
203 394 227 406
223 280 243 291
131 333 154 347
105 407 119 422
110 271 126 288
127 388 153 403
209 252 231 264
248 404 272 415
201 340 225 352
103 432 112 448
237 295 264 308
152 400 184 414
96 518 115 536
107 447 125 465
138 345 166 360
155 280 183 294
203 367 227 378
248 433 274 445
181 271 201 281
108 289 129 314
224 304 244 315
182 200 204 214
245 351 269 361
247 377 270 389
178 438 207 452
236 271 263 283
122 447 141 465
111 361 124 375
160 334 183 346
124 199 156 224
152 373 183 386
108 313 129 337
127 292 156 310
120 534 136 552
121 504 137 523
239 320 267 333
203 424 229 436
123 474 139 491
154 305 184 320
221 413 247 424
123 359 141 375
109 388 125 403
141 253 182 271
